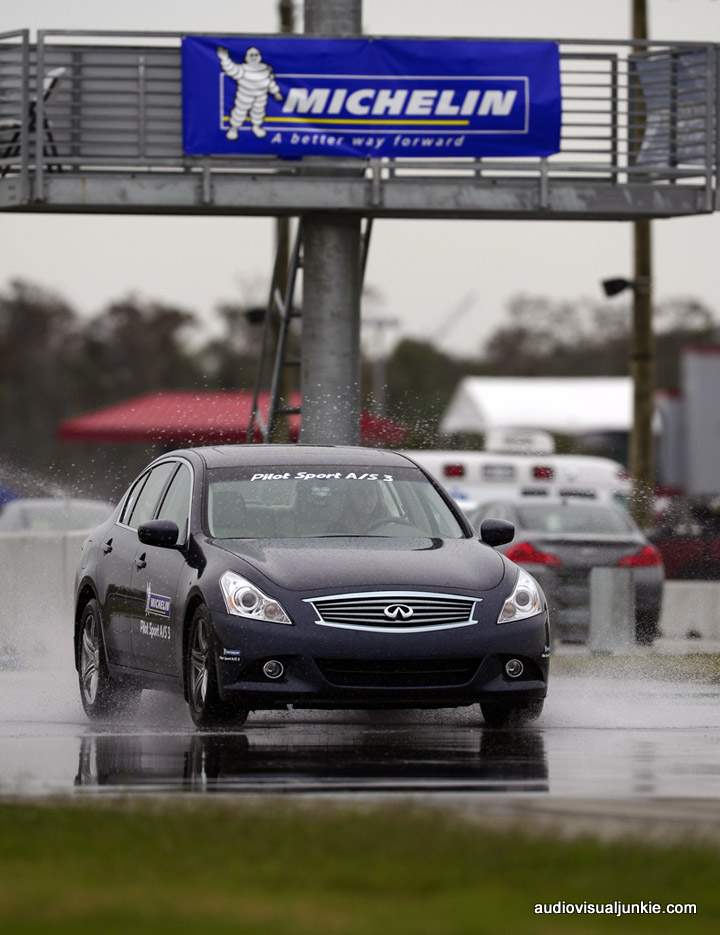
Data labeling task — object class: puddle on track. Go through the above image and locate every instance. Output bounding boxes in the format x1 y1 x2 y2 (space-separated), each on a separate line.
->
1 665 719 797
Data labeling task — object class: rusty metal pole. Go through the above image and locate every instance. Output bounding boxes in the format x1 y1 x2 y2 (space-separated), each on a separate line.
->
631 0 655 527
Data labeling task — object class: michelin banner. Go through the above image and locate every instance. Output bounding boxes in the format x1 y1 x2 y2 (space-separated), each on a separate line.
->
181 36 561 159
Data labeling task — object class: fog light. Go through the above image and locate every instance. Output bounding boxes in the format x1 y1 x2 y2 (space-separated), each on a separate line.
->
263 659 284 680
505 658 524 679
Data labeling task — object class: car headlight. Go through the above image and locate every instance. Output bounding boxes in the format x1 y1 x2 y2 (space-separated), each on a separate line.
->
220 571 292 625
497 568 543 624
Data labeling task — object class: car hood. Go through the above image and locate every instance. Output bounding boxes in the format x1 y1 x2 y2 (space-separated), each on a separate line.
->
210 536 507 593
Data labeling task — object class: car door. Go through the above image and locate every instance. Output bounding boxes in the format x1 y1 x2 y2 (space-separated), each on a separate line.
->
107 461 177 671
130 461 193 676
99 471 151 667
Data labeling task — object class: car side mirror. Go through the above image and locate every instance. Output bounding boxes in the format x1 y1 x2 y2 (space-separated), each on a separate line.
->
480 518 515 548
137 520 179 548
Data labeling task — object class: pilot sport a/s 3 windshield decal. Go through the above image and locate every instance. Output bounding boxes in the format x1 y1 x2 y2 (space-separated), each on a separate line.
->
181 36 561 158
249 471 395 482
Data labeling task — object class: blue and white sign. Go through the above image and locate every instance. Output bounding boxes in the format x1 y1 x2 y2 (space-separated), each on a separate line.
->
181 37 561 159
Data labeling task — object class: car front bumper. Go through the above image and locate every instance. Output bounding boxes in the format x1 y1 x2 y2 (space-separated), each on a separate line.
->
209 610 549 710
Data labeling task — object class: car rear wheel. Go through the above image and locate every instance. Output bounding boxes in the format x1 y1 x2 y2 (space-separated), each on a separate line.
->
78 600 141 719
636 608 660 645
480 700 544 728
187 606 249 730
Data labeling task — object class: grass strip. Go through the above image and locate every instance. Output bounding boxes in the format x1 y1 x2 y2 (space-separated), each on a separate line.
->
0 799 717 933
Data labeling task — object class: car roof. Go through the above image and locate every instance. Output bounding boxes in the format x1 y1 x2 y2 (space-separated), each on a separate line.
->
160 444 416 470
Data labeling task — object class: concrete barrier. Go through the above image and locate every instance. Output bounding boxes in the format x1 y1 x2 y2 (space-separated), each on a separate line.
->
589 567 635 654
3 528 720 664
0 530 86 664
658 581 720 641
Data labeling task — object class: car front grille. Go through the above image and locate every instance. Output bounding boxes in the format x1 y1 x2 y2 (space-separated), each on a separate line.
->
305 592 478 631
316 657 482 689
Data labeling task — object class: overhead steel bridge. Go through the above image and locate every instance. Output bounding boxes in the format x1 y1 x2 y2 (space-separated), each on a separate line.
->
0 29 718 220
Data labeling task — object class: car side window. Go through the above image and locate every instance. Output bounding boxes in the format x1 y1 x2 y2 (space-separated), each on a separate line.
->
126 463 176 530
156 464 192 543
120 472 150 526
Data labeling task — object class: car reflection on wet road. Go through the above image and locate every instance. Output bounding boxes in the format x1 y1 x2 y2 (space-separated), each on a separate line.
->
1 668 720 798
73 728 549 794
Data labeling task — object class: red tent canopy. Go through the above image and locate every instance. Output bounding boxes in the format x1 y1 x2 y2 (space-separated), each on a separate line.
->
57 391 407 447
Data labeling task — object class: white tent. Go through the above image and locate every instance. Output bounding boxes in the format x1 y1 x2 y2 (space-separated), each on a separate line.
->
440 377 638 436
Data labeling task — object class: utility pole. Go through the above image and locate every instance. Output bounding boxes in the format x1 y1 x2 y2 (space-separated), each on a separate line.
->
300 0 363 445
631 0 655 527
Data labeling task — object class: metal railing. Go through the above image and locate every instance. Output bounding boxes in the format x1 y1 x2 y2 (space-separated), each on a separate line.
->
0 30 717 215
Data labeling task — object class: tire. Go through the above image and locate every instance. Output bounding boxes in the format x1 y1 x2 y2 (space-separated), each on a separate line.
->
636 608 660 646
78 599 142 720
186 606 249 730
480 700 544 728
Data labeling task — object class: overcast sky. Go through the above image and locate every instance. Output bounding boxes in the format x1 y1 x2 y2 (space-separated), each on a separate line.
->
1 0 719 355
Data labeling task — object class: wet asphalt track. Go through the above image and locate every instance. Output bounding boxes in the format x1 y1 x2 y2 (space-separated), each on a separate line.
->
1 661 720 798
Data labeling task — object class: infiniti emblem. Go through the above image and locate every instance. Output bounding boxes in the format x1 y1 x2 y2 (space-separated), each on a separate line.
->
383 604 414 620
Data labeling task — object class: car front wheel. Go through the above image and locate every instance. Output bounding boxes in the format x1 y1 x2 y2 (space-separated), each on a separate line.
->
187 606 249 730
78 600 141 719
480 700 544 728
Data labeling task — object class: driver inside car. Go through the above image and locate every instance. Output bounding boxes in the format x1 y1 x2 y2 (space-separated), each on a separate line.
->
294 480 389 536
294 481 345 536
339 481 388 535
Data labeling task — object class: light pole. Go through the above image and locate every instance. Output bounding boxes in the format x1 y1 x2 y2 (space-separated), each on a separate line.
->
628 0 655 528
601 274 654 526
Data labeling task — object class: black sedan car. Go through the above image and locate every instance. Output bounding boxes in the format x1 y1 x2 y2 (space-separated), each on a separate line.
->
74 446 550 728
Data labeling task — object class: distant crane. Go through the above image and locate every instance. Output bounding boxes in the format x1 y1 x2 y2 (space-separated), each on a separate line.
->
430 292 478 349
363 313 400 416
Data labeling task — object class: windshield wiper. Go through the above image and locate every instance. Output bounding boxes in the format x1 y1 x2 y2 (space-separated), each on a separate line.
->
305 534 388 539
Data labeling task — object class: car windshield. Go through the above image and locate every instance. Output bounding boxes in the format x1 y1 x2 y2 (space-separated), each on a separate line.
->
516 503 637 535
206 465 466 539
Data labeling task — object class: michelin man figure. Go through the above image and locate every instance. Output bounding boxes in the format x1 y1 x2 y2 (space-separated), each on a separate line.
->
217 45 283 139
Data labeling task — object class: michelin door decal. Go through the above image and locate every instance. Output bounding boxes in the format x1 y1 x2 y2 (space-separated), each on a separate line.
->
182 37 561 159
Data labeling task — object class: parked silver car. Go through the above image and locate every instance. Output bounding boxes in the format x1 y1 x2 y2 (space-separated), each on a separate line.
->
468 497 664 644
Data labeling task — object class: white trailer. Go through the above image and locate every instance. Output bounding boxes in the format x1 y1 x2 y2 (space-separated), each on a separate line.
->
401 450 632 511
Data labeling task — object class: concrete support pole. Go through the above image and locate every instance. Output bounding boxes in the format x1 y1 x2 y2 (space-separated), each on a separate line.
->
301 0 363 445
301 216 363 443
